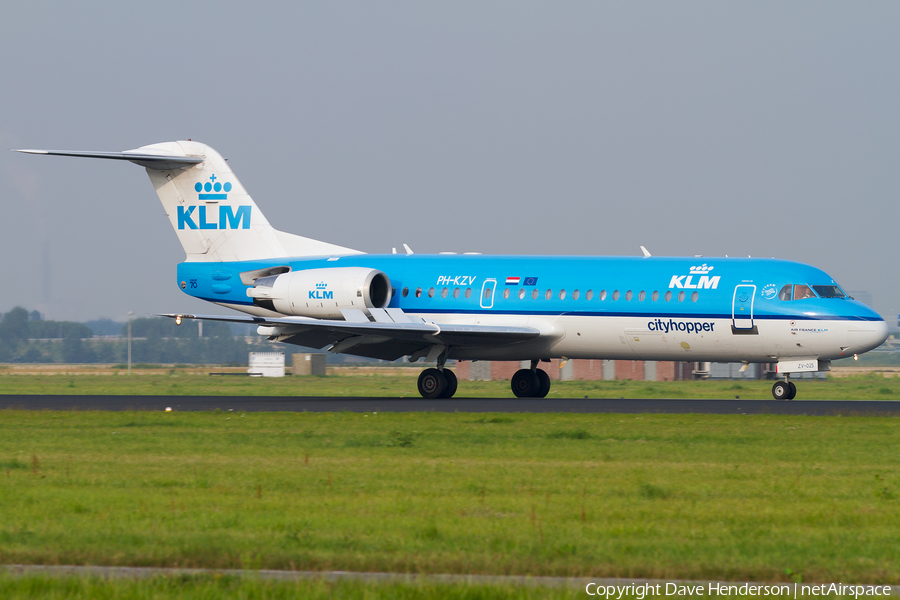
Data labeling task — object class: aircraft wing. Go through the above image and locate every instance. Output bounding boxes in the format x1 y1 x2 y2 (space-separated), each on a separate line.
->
157 310 541 361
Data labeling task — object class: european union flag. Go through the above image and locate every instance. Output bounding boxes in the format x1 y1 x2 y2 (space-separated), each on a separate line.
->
523 277 538 286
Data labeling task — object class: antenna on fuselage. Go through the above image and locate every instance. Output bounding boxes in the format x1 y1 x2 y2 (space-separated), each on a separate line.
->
640 246 651 257
403 243 414 255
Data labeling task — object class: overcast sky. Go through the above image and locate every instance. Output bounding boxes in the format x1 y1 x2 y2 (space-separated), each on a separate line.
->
2 2 898 322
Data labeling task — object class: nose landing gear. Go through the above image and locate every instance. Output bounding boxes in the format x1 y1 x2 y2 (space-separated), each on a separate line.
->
772 375 797 401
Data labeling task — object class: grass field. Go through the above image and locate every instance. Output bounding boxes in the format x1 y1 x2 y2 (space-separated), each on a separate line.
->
0 573 578 600
5 368 900 399
0 410 897 585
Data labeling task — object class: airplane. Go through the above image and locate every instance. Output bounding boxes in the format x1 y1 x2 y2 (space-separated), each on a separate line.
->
16 140 888 400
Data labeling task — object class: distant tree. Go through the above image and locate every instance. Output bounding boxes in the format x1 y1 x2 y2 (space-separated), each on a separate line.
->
0 307 29 344
29 310 41 321
62 337 97 363
27 320 92 340
85 319 124 337
20 346 44 363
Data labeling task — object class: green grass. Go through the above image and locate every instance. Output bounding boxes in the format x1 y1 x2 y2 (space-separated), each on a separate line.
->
5 371 900 399
0 574 578 599
0 410 898 584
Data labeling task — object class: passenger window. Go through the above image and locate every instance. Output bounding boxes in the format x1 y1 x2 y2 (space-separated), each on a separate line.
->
586 289 593 300
599 290 607 301
625 290 633 301
652 291 659 302
612 290 619 301
518 288 526 299
678 291 685 302
428 287 435 298
402 287 409 298
778 284 792 301
415 287 422 298
665 291 672 302
441 287 448 298
465 288 472 299
484 287 492 299
453 288 460 298
572 289 580 300
638 291 646 301
559 289 566 300
793 284 816 300
691 291 698 302
532 288 539 300
545 289 552 300
503 288 510 299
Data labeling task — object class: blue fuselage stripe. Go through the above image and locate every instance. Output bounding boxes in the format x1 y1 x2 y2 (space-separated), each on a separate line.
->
176 254 884 324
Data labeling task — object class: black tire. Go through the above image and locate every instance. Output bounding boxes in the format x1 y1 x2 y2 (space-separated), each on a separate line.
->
787 381 797 400
441 369 458 399
418 368 447 399
535 369 551 398
772 381 790 401
511 369 539 398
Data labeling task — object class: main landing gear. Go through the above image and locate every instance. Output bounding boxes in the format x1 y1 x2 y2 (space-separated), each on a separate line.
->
511 360 551 398
417 368 458 399
772 374 797 400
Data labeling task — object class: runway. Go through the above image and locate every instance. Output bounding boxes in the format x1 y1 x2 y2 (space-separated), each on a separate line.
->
1 395 900 415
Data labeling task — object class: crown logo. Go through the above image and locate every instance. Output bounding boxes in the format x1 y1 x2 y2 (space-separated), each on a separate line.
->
195 175 232 200
689 264 714 273
316 282 328 290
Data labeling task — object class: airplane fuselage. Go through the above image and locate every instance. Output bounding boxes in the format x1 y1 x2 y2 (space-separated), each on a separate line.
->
176 254 886 364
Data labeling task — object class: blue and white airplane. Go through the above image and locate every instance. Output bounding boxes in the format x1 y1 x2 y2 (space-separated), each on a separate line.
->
16 141 888 400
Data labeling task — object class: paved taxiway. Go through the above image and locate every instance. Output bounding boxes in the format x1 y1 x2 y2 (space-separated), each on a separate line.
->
1 395 900 415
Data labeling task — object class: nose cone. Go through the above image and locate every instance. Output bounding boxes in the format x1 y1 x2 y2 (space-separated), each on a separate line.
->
848 316 888 355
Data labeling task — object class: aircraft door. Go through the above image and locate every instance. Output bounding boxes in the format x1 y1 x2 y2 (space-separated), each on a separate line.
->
480 279 496 309
732 285 756 331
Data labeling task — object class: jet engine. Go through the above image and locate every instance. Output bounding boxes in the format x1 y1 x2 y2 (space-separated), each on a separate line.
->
246 267 391 319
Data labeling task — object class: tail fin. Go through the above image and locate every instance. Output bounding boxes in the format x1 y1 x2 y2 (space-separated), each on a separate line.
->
16 140 360 262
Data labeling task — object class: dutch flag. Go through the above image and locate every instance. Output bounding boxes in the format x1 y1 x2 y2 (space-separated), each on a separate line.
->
506 276 520 285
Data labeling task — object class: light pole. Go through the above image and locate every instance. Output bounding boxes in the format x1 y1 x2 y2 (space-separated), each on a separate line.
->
127 311 134 375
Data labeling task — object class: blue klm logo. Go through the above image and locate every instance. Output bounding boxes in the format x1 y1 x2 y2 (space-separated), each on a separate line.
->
310 282 333 300
195 174 233 200
177 175 251 230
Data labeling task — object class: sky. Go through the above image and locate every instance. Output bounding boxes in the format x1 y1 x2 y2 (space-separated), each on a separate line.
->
1 2 898 322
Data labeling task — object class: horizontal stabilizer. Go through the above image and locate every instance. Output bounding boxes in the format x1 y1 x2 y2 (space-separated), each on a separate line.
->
13 149 203 170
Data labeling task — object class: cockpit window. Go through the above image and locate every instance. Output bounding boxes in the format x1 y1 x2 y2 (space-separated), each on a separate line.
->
793 284 816 300
812 285 846 298
778 284 792 301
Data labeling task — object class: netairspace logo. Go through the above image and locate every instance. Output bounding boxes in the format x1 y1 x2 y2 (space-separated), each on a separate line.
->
584 582 894 599
669 264 720 290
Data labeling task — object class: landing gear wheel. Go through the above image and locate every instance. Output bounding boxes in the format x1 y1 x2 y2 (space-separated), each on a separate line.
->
418 368 447 399
787 382 797 400
440 369 458 399
772 381 790 401
511 369 540 398
535 369 551 398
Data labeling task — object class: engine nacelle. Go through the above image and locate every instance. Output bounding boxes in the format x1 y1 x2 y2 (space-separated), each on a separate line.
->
246 267 391 319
